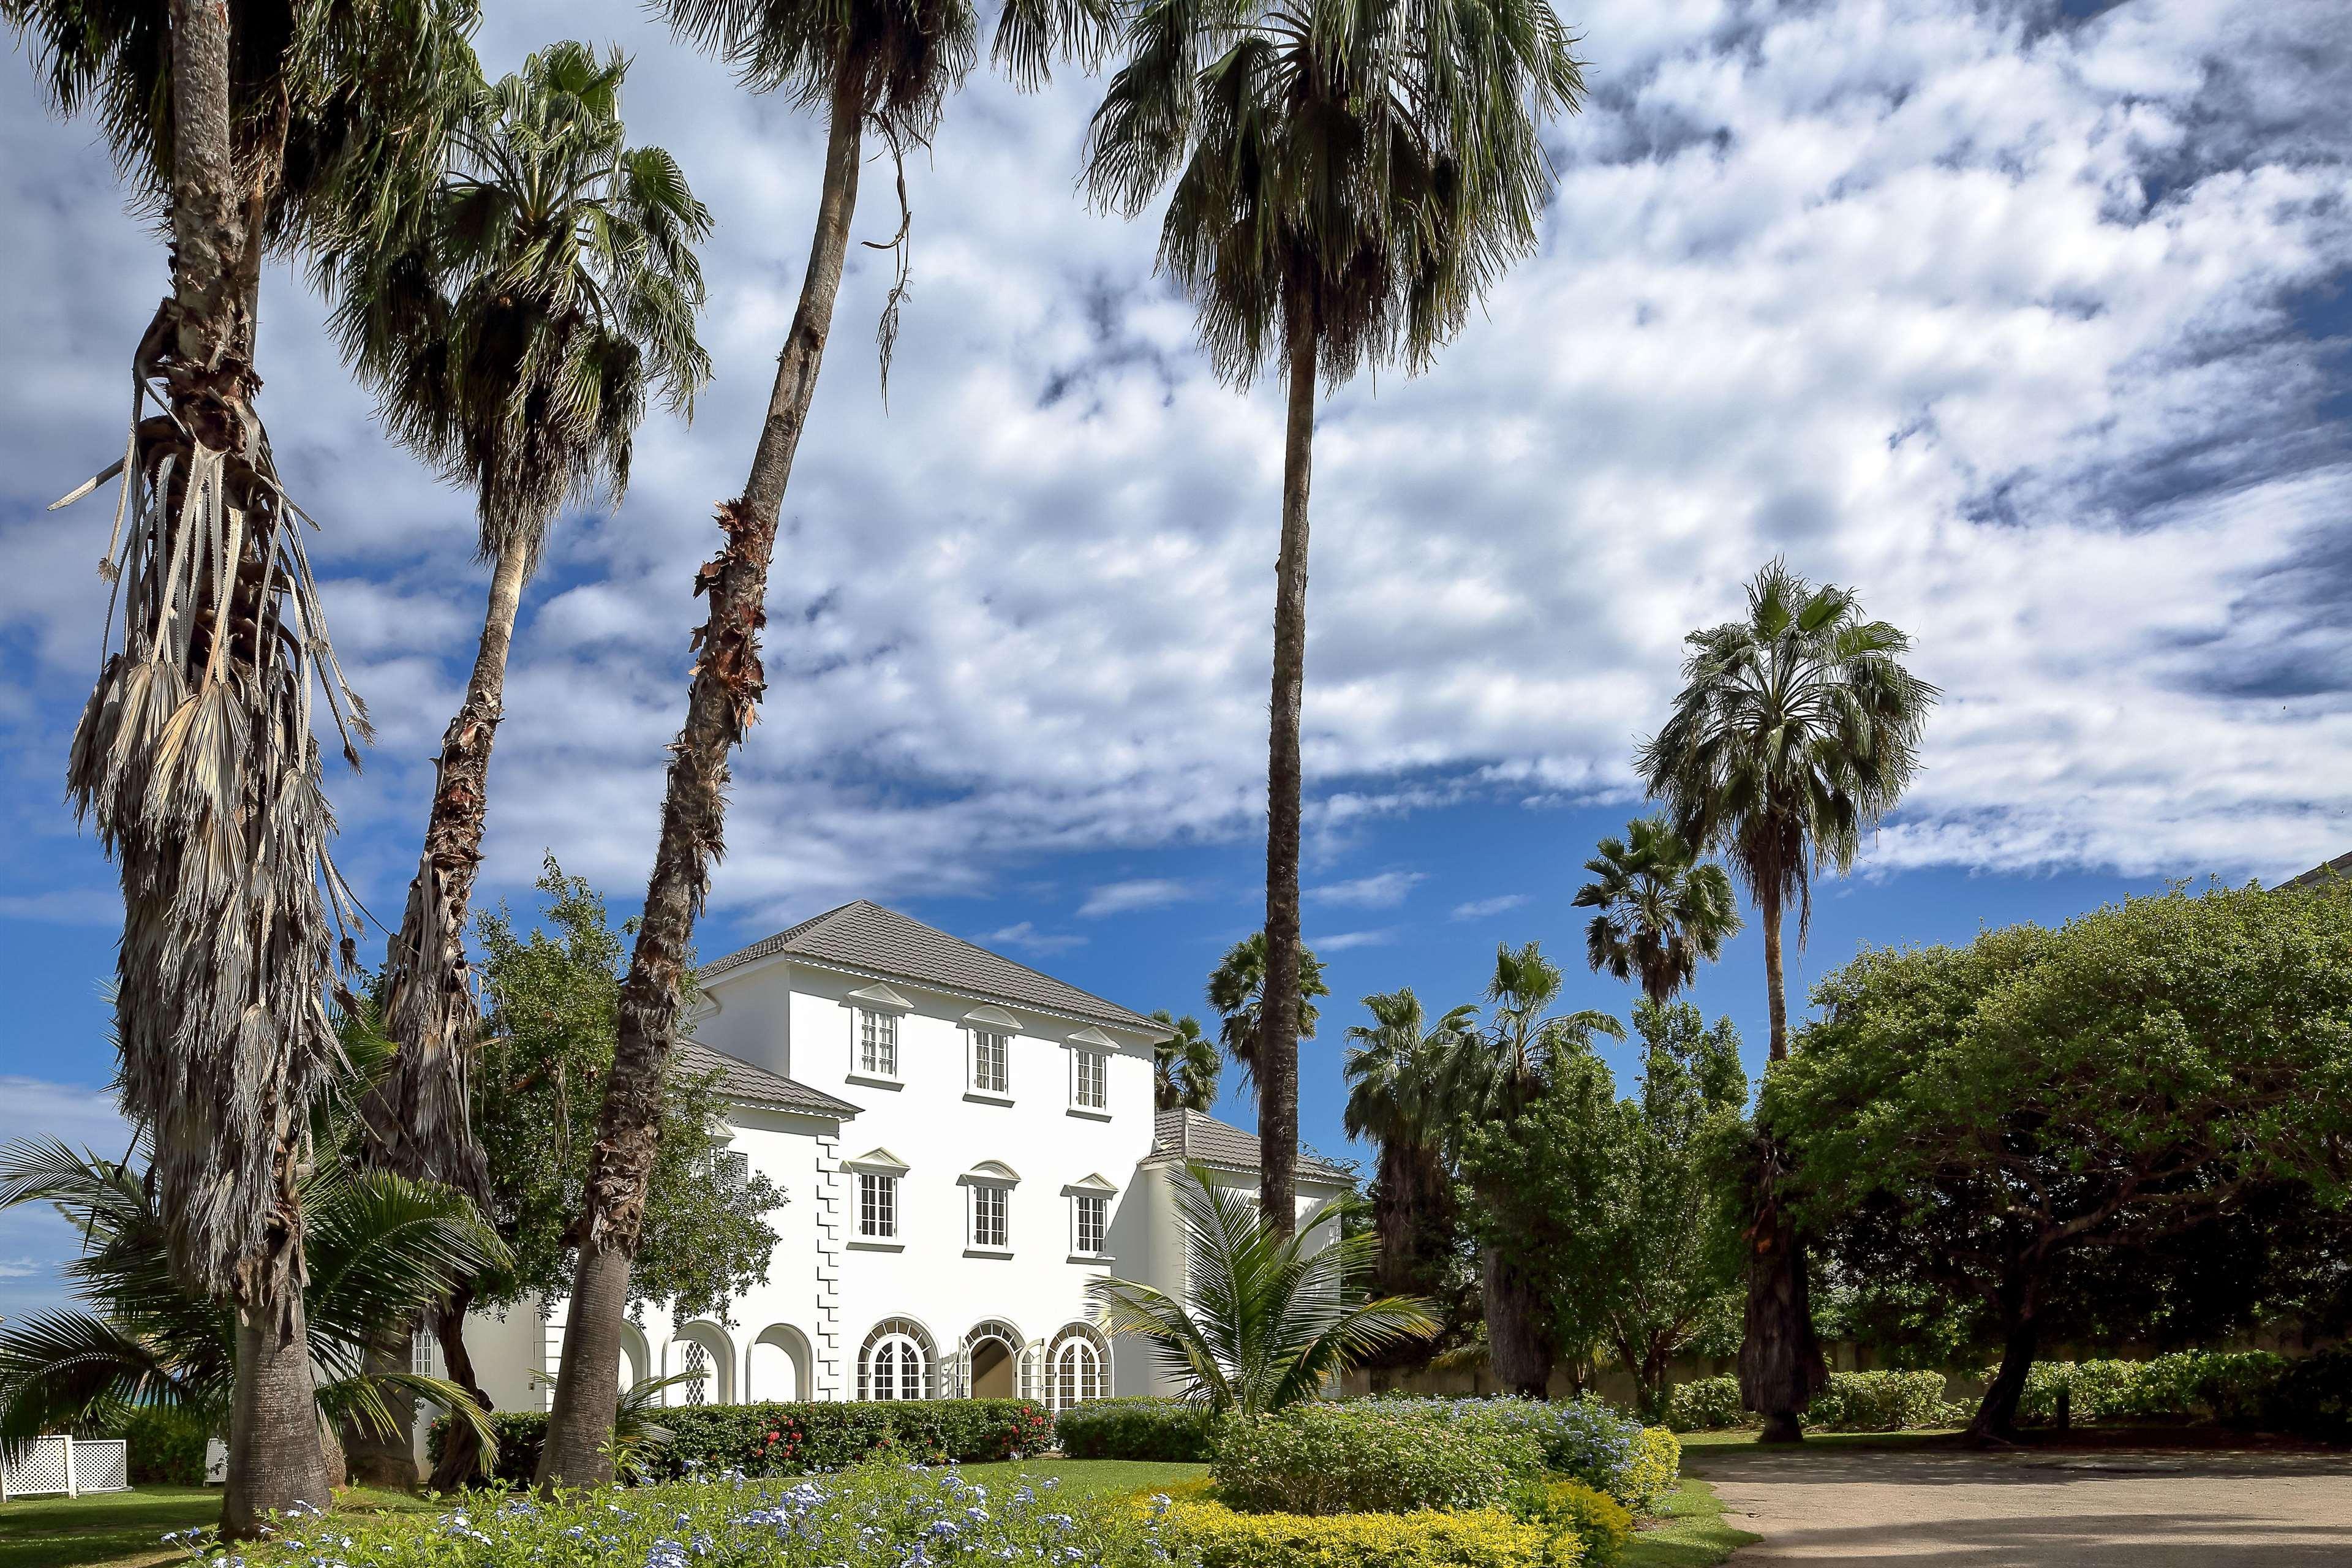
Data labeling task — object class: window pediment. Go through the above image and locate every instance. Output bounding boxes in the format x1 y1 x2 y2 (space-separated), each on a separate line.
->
1066 1025 1118 1049
846 982 913 1013
960 1159 1021 1186
963 1004 1023 1030
1063 1172 1118 1196
845 1147 910 1175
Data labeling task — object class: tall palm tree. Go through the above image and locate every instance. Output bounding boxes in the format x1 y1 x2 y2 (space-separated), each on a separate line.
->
1205 931 1329 1090
1084 0 1583 1237
1573 815 1742 1005
533 0 1111 1491
320 40 712 1485
1635 557 1936 1442
1087 1164 1436 1415
1440 942 1621 1396
1343 989 1474 1373
8 0 478 1530
1150 1009 1222 1112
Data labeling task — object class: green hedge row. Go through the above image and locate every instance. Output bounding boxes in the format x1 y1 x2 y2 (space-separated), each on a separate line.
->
425 1397 1054 1486
1054 1396 1224 1461
94 1406 212 1486
1667 1371 1962 1433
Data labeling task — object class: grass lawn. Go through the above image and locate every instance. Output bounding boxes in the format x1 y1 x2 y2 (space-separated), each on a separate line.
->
1623 1476 1761 1568
0 1485 431 1568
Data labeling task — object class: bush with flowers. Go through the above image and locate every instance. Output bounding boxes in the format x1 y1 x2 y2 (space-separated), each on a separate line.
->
205 1461 1148 1568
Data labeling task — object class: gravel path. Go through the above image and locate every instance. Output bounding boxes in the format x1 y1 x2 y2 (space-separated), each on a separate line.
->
1681 1443 2352 1567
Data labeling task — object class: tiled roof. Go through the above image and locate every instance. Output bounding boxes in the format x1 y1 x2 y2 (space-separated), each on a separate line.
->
2282 851 2352 890
700 900 1163 1035
674 1039 859 1121
1148 1108 1351 1183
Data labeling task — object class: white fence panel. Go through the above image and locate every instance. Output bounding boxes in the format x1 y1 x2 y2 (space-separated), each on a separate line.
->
1 1434 129 1499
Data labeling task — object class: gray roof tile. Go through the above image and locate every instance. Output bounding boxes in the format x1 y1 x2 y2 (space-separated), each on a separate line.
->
674 1039 860 1120
1148 1107 1351 1182
2283 851 2352 890
701 900 1162 1034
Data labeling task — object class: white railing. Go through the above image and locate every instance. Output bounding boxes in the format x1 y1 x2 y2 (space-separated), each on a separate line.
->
1 1434 132 1500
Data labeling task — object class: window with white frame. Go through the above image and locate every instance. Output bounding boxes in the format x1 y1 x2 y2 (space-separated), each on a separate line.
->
971 1030 1009 1095
970 1183 1009 1250
858 1009 899 1076
1072 1047 1107 1110
861 1321 932 1401
1046 1324 1109 1411
859 1172 898 1238
1074 1193 1107 1256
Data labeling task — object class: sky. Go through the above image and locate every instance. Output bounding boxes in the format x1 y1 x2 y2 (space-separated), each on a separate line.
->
1 0 2348 1315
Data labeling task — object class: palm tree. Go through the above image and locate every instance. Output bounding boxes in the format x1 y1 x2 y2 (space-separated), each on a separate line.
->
1087 1164 1436 1414
320 40 712 1486
533 0 1111 1491
1440 942 1621 1397
1574 816 1742 1005
1343 989 1474 1380
1635 557 1936 1442
0 1139 505 1477
1085 0 1583 1238
7 0 478 1529
1205 932 1330 1090
1150 1010 1222 1111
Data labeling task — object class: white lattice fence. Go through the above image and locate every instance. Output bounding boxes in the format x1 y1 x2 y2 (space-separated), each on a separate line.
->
2 1434 130 1499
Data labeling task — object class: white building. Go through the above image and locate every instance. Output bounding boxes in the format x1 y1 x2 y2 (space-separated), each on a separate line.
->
448 900 1348 1425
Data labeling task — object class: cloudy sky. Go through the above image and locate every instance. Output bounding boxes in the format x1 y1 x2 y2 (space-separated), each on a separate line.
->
1 0 2347 1313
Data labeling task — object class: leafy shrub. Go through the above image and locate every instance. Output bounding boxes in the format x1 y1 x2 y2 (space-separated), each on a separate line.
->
2010 1354 2292 1427
1664 1376 1746 1433
424 1398 1052 1487
2264 1346 2352 1441
1213 1404 1544 1516
1058 1396 1225 1461
1803 1372 1964 1432
97 1406 210 1486
1510 1479 1632 1566
235 1460 1141 1568
1618 1428 1680 1512
1146 1493 1585 1568
1372 1396 1653 1506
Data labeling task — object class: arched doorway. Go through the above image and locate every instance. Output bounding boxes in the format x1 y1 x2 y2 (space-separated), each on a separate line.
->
959 1320 1023 1399
859 1317 937 1401
668 1321 737 1406
749 1324 812 1402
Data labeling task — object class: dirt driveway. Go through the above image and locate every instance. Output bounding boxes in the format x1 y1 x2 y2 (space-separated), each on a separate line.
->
1681 1442 2352 1567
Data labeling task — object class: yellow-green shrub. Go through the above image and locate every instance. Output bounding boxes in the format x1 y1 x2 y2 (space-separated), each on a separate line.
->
1512 1479 1634 1566
1620 1427 1679 1511
1144 1495 1586 1568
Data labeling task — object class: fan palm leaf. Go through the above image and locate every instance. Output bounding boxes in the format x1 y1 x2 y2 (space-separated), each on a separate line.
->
1573 816 1741 1005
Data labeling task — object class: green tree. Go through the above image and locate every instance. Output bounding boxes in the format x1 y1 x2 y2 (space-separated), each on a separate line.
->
7 0 479 1527
1461 1001 1747 1418
1635 558 1936 1442
1574 816 1741 1005
1439 942 1621 1396
0 1131 503 1474
425 859 785 1488
1205 932 1330 1090
1767 882 2352 1440
534 0 1111 1490
1343 989 1477 1379
1084 0 1583 1239
1150 1010 1223 1111
323 42 713 1485
1087 1165 1437 1414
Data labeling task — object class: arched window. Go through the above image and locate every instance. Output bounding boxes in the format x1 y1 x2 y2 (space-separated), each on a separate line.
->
859 1317 935 1401
1046 1323 1109 1411
958 1320 1023 1399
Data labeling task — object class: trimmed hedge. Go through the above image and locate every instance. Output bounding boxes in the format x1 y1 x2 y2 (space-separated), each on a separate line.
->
425 1397 1053 1486
1145 1493 1586 1568
1666 1371 1962 1434
1056 1396 1224 1461
1512 1479 1633 1567
1374 1398 1655 1509
1213 1405 1544 1517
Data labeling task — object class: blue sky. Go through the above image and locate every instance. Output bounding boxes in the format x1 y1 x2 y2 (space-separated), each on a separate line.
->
1 0 2346 1311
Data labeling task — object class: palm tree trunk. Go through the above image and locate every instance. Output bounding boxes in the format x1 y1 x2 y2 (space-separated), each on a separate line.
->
535 72 865 1493
1737 1129 1825 1441
342 1322 418 1490
1483 1244 1553 1397
223 1305 333 1536
426 1287 494 1491
1760 881 1789 1063
1257 290 1317 1240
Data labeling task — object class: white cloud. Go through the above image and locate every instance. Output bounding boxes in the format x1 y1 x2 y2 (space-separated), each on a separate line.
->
0 889 119 926
1077 879 1197 918
1452 894 1533 921
979 921 1087 956
0 1257 36 1280
1313 929 1403 952
1307 871 1428 909
1 0 2349 939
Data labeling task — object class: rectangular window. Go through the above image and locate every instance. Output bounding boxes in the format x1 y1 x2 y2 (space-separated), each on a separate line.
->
1072 1048 1107 1110
972 1030 1009 1095
859 1010 899 1076
1074 1194 1107 1256
971 1185 1008 1250
859 1172 898 1238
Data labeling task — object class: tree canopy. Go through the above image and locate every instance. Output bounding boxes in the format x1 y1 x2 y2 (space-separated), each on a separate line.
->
1768 880 2352 1438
